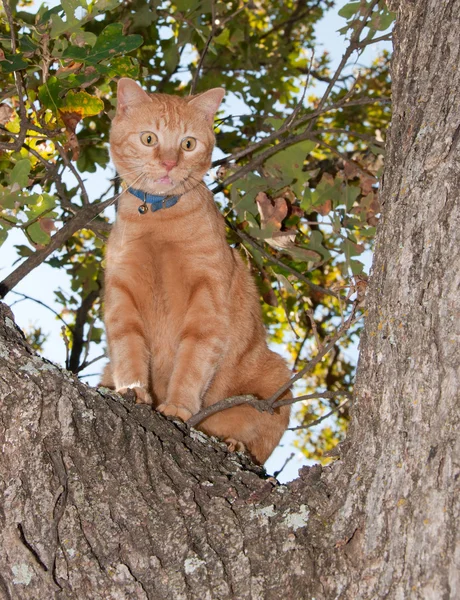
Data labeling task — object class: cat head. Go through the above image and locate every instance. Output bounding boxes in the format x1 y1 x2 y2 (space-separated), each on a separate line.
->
110 78 224 196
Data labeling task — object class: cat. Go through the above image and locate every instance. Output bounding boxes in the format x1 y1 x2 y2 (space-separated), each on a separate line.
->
100 77 291 464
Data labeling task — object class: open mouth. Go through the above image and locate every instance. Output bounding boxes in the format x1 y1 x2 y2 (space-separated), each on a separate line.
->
156 175 173 185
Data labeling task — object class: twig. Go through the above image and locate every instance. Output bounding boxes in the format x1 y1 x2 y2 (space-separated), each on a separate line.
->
188 395 264 427
308 134 377 180
276 279 300 339
266 309 362 406
61 325 70 369
233 227 342 300
77 352 106 373
320 128 385 146
190 0 216 95
292 327 309 371
355 32 392 48
310 0 380 120
55 141 90 205
9 291 69 329
273 453 295 479
283 50 315 131
288 397 351 431
68 288 100 373
189 390 352 428
306 309 321 349
211 96 390 171
0 0 28 152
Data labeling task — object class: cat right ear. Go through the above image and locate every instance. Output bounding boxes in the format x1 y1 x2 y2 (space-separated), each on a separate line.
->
116 78 151 113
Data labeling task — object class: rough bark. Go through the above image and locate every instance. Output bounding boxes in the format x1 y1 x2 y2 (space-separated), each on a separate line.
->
318 0 460 597
1 1 459 598
0 304 320 599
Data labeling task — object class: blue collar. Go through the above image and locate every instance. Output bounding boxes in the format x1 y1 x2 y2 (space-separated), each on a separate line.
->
128 187 180 213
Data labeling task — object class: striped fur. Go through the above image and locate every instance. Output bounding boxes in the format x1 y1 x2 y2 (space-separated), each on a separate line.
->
102 79 291 464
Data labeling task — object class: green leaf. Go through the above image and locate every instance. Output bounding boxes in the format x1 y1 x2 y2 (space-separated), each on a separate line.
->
61 90 104 118
163 43 179 72
100 56 139 78
302 175 342 212
306 230 331 261
9 159 31 188
131 3 157 28
50 0 85 38
0 226 9 246
14 244 34 257
0 53 28 74
345 184 361 211
24 194 56 219
214 29 230 46
27 221 51 246
338 2 360 20
38 76 63 111
265 140 316 198
91 0 120 15
342 238 365 264
70 30 98 47
350 259 364 275
62 24 143 65
174 0 200 11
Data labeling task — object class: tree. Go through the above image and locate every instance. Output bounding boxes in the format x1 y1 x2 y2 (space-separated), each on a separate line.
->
1 0 459 597
0 0 393 461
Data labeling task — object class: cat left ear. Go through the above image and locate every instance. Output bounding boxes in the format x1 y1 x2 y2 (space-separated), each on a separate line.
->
188 88 225 123
116 78 151 113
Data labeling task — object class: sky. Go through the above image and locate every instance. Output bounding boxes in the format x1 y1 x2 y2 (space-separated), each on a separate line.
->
1 0 392 482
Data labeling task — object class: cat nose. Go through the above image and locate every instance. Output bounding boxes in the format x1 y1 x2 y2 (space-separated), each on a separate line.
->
161 159 177 172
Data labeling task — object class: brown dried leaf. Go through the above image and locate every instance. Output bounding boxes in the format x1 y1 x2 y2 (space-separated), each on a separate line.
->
316 198 332 217
343 161 359 179
55 61 83 77
39 218 56 235
259 268 278 307
265 231 296 249
0 103 14 125
256 192 288 230
60 111 82 160
360 174 375 196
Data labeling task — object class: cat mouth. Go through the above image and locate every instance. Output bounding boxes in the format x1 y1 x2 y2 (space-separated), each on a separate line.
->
156 175 173 185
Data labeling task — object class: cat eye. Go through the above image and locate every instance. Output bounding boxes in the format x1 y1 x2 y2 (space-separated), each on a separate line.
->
140 132 158 146
181 137 197 151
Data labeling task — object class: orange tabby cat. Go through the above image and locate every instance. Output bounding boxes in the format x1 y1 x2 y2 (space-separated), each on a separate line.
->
101 78 291 464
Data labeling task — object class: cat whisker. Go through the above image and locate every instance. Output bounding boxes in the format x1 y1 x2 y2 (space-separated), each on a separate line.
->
89 172 146 225
117 165 151 177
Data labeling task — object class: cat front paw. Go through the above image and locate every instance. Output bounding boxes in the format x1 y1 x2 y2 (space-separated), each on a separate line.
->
157 403 193 422
224 438 246 454
117 385 153 405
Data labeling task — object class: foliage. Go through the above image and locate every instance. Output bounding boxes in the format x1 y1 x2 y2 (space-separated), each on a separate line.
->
0 0 393 463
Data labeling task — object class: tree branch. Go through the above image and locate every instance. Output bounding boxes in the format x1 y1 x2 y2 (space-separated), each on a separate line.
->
0 196 117 298
190 0 216 95
0 0 28 152
288 397 351 431
188 390 352 428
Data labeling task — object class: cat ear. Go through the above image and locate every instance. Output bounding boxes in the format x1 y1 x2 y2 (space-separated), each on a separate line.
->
116 78 151 112
188 88 225 122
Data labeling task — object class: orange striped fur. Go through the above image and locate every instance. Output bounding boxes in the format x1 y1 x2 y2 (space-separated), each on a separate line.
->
102 78 291 464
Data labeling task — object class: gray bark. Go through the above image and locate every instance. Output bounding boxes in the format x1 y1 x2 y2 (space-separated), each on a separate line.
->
1 1 459 598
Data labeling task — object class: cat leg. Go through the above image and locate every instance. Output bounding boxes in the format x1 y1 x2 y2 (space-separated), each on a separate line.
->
99 362 115 389
104 287 152 405
157 282 227 420
198 403 289 465
198 351 292 464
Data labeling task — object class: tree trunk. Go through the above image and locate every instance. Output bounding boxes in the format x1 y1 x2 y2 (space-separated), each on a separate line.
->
1 1 459 598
